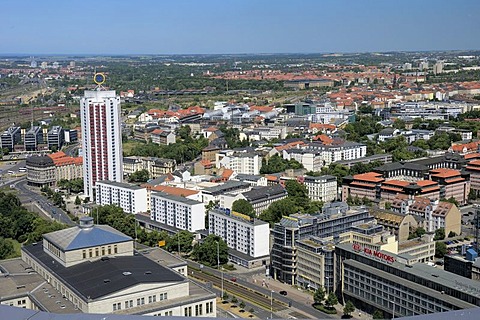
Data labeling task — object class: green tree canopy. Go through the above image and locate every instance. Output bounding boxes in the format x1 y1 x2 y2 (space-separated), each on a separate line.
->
166 230 194 253
128 169 150 183
232 199 255 218
434 228 445 241
435 241 447 258
313 287 326 305
325 292 338 308
343 300 355 317
191 234 228 267
0 237 15 260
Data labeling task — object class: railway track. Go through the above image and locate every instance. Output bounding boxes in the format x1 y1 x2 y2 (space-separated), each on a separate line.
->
190 270 287 312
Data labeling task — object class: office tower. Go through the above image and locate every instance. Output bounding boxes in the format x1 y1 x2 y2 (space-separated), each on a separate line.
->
24 126 43 151
47 125 64 150
1 126 21 151
80 88 123 199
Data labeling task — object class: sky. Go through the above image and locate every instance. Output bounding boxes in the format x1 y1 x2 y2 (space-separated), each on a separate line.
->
1 0 479 55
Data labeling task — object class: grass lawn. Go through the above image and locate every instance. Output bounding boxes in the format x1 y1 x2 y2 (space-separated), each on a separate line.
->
122 140 145 156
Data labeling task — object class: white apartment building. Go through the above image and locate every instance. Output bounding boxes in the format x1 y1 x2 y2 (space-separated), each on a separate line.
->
150 192 205 232
209 209 270 268
81 90 123 198
96 181 147 214
283 142 367 171
216 150 262 175
303 175 338 202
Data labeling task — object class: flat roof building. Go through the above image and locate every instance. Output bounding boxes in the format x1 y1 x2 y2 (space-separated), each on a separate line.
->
18 217 216 316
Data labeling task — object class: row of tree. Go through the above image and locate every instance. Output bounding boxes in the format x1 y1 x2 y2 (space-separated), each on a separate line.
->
91 205 229 267
0 192 65 259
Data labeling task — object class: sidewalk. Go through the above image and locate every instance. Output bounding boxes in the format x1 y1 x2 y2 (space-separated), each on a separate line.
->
252 274 371 320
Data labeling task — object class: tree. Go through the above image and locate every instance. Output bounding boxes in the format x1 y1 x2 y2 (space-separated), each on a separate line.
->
222 292 229 301
231 296 238 304
343 300 355 317
249 308 255 314
0 237 14 260
232 199 255 218
128 169 150 183
435 241 447 258
448 231 457 238
74 196 81 206
285 180 308 199
239 301 246 309
313 287 326 305
372 309 384 319
384 202 392 210
325 292 338 308
166 230 194 253
434 228 445 241
191 234 228 266
259 198 298 225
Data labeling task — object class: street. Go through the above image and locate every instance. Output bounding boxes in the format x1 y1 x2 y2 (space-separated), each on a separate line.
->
13 177 76 226
186 260 336 320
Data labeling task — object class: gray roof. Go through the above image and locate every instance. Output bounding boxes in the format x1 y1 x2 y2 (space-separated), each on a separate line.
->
96 180 144 190
43 224 132 251
203 180 250 195
242 184 286 202
22 243 185 300
151 191 203 206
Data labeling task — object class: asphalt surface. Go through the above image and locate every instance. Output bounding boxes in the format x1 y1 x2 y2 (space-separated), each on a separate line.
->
13 177 76 226
187 260 334 319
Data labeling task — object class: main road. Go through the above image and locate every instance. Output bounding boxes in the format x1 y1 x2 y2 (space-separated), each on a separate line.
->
13 177 76 226
186 260 334 319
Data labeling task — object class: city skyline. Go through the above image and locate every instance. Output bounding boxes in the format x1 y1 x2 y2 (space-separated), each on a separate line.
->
1 0 479 55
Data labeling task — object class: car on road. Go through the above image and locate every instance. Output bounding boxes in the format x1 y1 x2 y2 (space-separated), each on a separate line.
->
279 290 287 296
230 277 237 282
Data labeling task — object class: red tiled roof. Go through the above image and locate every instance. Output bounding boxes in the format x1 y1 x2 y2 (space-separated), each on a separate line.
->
382 180 410 187
352 172 384 183
430 168 461 178
416 180 437 187
151 185 199 197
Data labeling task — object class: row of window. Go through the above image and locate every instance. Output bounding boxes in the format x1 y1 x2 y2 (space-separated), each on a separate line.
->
112 293 168 311
82 245 118 259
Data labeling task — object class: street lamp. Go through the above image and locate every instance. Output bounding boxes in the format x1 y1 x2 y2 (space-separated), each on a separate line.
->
391 300 395 319
270 290 274 319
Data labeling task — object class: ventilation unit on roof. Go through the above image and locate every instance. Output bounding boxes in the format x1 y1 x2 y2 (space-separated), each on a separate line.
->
145 271 152 275
103 279 110 283
123 271 132 276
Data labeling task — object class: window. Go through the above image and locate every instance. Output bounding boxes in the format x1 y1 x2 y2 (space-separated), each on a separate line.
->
113 302 121 311
82 250 86 259
89 249 93 258
95 248 99 257
114 245 118 254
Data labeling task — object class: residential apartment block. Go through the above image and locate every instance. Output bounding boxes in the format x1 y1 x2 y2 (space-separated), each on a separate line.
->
150 192 205 232
282 141 367 171
95 180 147 214
216 149 262 175
303 175 337 202
209 209 270 268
